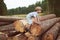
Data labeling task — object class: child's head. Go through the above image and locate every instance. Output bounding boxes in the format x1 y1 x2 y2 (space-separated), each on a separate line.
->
35 6 42 13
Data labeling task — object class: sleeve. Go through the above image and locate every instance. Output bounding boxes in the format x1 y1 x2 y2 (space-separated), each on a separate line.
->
34 13 38 17
26 13 33 24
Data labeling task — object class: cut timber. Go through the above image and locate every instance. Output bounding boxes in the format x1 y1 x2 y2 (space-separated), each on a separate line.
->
7 31 20 37
30 18 60 36
12 34 27 40
39 14 56 21
41 23 60 40
30 23 41 36
13 20 28 33
0 24 15 32
0 16 22 22
28 36 39 40
25 32 32 37
0 21 25 33
7 37 13 40
0 32 8 40
56 33 60 40
0 14 56 22
0 22 12 26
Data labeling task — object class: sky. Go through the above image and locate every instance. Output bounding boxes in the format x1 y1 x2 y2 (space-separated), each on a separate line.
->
4 0 42 9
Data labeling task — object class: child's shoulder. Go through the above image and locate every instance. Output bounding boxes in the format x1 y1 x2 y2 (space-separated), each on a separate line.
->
29 12 37 14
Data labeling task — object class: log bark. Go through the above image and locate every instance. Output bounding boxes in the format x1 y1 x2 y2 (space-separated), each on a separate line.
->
0 32 8 40
39 14 56 21
0 24 15 32
41 23 60 40
12 34 27 40
56 33 60 40
0 22 12 26
0 16 22 22
0 21 26 33
0 14 56 22
7 31 20 37
30 18 60 36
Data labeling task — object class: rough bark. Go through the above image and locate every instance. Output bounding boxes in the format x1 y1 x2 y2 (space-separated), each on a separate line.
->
0 22 12 26
56 33 60 40
0 14 56 22
30 18 60 36
0 32 7 40
0 16 22 22
12 34 27 40
0 24 15 32
7 31 20 37
41 23 60 40
39 14 56 21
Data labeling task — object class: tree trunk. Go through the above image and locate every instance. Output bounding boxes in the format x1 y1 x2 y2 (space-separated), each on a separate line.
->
13 20 27 33
0 20 26 34
7 31 20 37
0 16 22 22
0 0 7 15
0 14 56 22
0 24 15 32
0 32 7 40
30 18 60 36
12 34 27 40
41 23 60 40
39 14 56 21
28 36 39 40
56 33 60 40
0 22 12 26
13 15 57 34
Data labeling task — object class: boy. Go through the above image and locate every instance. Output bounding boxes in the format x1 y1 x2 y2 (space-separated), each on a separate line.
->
26 6 42 29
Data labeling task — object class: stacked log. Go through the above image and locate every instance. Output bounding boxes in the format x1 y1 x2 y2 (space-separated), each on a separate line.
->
12 34 27 40
0 32 8 40
13 20 26 33
0 14 59 40
0 22 12 26
39 14 56 21
7 31 20 37
30 18 60 36
0 16 22 22
0 24 15 32
41 23 60 40
0 14 56 22
57 33 60 40
28 36 39 40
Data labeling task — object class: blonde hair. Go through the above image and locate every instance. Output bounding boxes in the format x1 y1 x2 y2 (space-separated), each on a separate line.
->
35 6 42 11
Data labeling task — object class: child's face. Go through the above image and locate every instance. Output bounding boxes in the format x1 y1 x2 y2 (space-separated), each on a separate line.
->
36 9 42 13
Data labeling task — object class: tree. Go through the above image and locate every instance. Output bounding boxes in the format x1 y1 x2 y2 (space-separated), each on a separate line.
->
0 0 7 15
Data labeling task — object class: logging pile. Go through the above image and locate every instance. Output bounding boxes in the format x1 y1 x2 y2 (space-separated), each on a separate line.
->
0 14 60 40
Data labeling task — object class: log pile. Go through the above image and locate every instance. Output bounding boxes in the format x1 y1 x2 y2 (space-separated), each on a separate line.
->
57 33 60 40
0 14 60 40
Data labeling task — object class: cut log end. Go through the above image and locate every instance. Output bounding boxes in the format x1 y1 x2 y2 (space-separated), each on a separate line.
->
13 20 25 33
42 33 54 40
28 36 39 40
30 23 42 36
25 32 31 37
28 36 35 40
